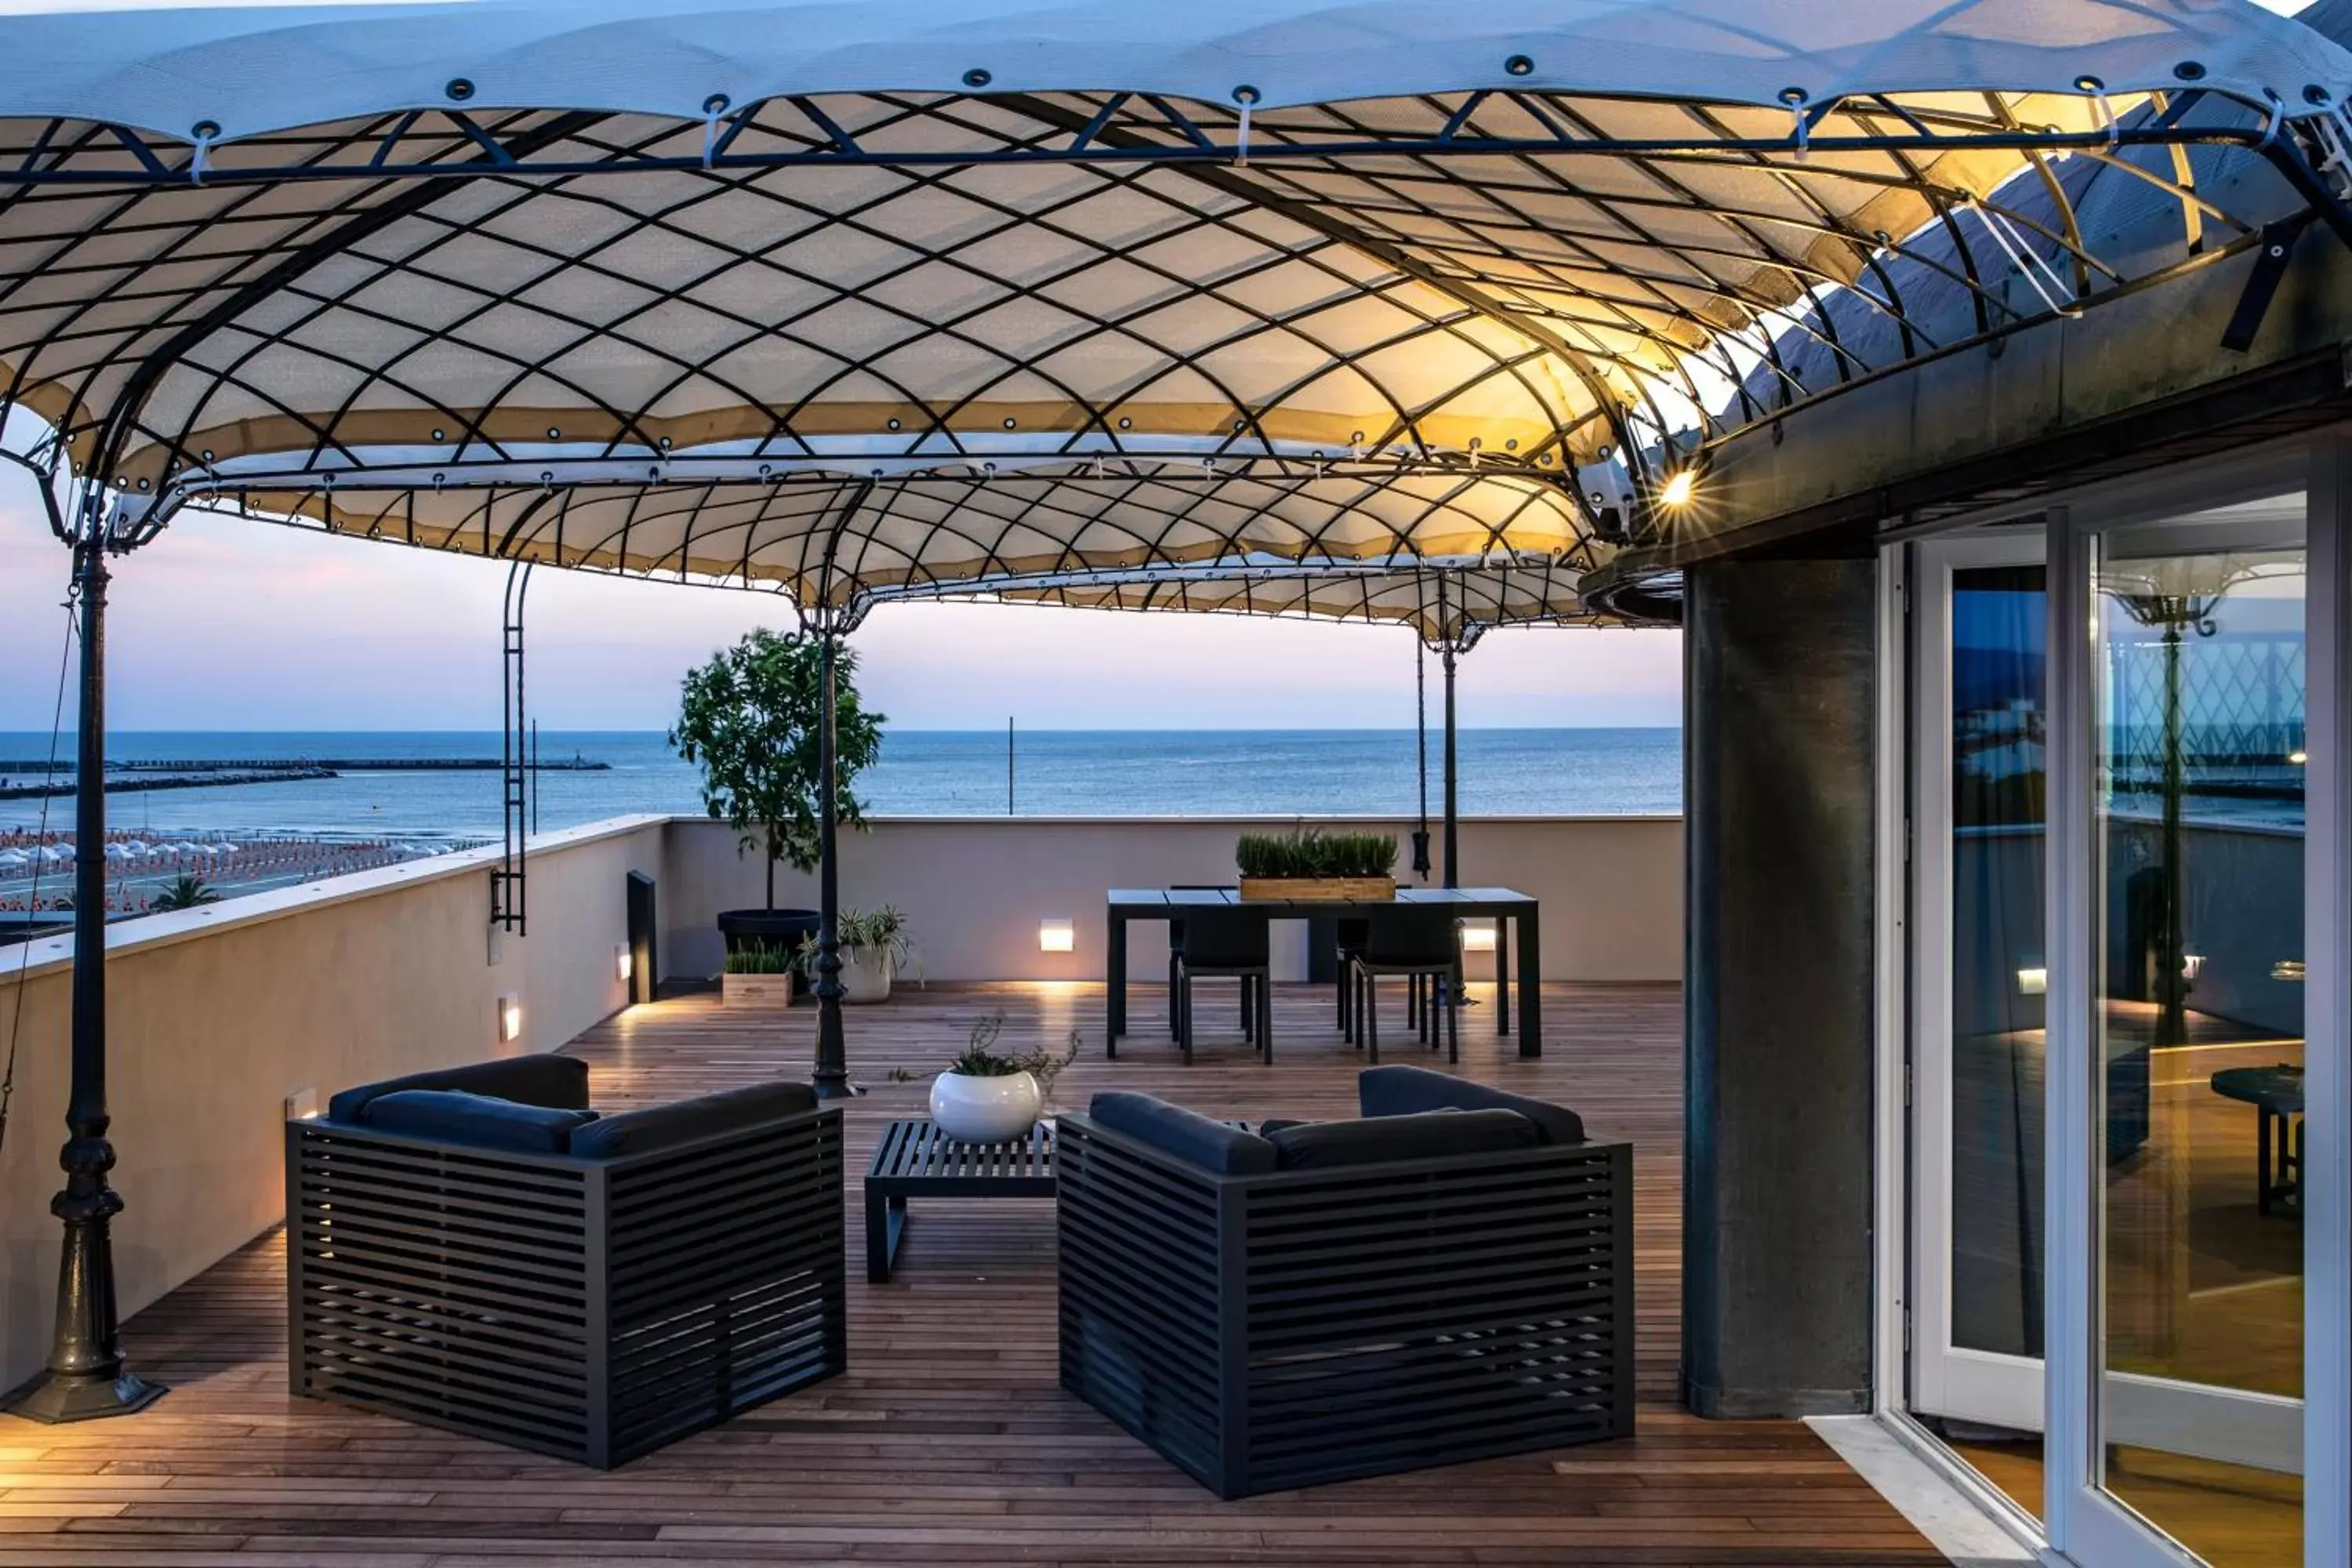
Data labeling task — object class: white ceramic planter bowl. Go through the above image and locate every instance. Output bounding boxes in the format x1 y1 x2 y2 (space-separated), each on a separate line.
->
929 1070 1043 1144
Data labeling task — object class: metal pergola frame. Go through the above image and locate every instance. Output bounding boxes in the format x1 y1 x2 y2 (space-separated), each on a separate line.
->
7 38 2352 1431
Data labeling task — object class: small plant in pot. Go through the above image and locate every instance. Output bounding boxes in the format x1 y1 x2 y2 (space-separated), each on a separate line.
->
927 1011 1081 1144
795 905 920 1004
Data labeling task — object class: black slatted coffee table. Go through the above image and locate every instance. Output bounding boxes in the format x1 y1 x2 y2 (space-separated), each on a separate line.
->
864 1118 1057 1283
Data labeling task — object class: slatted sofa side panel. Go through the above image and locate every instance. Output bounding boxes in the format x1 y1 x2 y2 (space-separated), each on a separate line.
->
1054 1116 1232 1495
1236 1139 1635 1496
287 1121 596 1463
601 1108 847 1465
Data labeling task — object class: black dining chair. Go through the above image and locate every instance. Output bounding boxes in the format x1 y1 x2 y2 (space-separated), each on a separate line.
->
1165 886 1235 1040
1332 917 1370 1032
1346 906 1461 1063
1172 907 1272 1065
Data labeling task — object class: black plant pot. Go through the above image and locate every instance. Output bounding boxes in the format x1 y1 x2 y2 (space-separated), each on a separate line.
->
718 907 822 995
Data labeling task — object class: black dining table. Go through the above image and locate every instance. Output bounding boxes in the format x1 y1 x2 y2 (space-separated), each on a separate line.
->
1104 885 1542 1058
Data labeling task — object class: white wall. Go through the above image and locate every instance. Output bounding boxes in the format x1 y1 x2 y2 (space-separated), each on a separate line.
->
0 815 665 1395
661 815 1685 984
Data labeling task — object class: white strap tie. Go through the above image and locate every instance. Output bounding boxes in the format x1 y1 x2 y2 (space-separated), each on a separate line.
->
1236 100 1252 166
1972 200 2079 320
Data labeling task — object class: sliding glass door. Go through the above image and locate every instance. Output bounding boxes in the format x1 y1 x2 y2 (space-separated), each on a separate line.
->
1904 456 2346 1568
2082 501 2307 1563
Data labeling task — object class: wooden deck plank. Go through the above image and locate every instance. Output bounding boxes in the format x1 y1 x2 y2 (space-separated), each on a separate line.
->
0 981 1942 1565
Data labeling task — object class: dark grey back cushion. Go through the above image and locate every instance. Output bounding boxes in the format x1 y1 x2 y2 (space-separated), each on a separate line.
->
1357 1064 1585 1145
1268 1107 1539 1171
362 1089 597 1153
567 1080 818 1160
328 1053 590 1123
1087 1091 1276 1175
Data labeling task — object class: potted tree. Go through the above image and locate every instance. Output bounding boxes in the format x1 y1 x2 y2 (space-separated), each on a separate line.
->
671 628 884 1003
1236 827 1399 901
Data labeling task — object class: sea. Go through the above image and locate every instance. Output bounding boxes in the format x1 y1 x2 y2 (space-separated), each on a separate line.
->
0 729 1685 840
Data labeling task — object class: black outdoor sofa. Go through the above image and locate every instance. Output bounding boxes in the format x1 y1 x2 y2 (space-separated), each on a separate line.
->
1057 1065 1633 1497
286 1054 845 1467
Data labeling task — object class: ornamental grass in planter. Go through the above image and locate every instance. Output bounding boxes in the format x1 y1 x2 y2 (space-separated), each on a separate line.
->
721 940 799 1010
1236 828 1400 901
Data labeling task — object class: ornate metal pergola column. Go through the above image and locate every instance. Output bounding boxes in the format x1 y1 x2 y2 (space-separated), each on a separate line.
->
808 619 858 1100
7 501 163 1424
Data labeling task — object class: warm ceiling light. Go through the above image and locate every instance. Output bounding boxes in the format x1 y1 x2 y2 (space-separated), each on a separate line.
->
1659 470 1698 507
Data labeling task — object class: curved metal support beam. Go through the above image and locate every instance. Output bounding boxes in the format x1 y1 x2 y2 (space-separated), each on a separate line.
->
995 92 1650 495
79 111 610 488
0 106 2300 192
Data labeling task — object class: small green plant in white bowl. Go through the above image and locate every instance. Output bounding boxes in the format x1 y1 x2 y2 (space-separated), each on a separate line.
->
927 1011 1080 1143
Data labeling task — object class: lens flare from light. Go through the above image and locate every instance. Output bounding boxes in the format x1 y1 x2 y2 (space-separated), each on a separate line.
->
1660 470 1697 507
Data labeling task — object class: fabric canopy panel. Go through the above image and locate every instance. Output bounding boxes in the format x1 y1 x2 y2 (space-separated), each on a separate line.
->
913 557 1608 648
3 0 2350 605
200 457 1597 604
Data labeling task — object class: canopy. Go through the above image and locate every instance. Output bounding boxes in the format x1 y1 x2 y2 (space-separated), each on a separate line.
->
4 0 2349 610
869 556 1606 647
10 2 2348 135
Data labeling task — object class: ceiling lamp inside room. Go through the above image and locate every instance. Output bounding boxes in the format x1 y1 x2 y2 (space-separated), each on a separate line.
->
2 0 2348 609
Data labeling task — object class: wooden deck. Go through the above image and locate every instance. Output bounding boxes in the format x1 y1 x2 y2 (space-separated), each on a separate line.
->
1 981 1945 1566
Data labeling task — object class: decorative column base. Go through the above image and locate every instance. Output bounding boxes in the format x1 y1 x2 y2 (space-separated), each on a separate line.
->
7 1202 166 1424
9 1368 165 1425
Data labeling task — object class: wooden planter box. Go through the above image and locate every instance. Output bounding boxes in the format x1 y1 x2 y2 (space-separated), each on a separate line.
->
724 972 798 1009
1238 876 1396 902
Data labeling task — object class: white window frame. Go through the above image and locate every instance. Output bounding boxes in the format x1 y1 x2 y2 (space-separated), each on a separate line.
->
1871 431 2350 1568
1907 532 2049 1436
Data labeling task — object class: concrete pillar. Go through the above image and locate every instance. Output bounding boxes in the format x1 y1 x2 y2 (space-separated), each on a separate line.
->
1681 555 1877 1418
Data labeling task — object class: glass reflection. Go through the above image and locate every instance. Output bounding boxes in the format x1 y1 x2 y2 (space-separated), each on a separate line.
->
1951 566 2048 1367
2095 524 2304 1566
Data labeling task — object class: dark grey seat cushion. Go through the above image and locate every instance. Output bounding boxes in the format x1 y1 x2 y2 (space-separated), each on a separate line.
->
1357 1064 1586 1145
1087 1091 1277 1175
567 1080 818 1159
328 1053 590 1123
1267 1107 1540 1171
362 1088 597 1153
